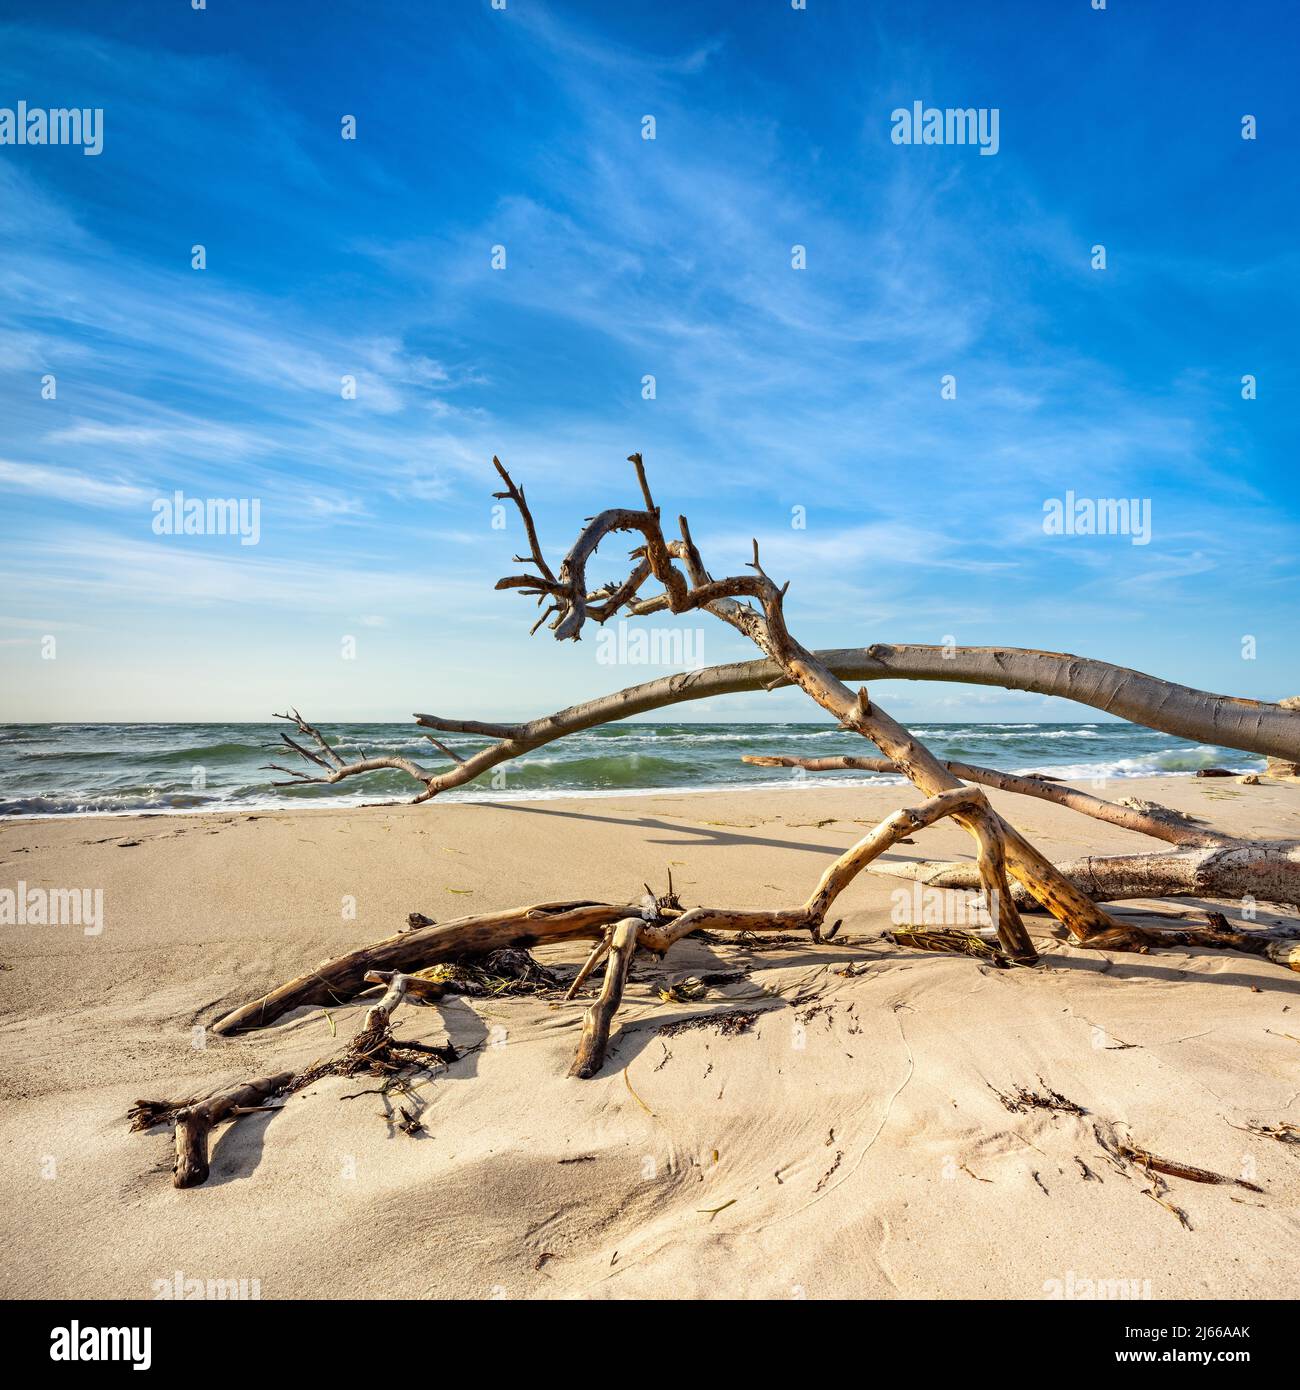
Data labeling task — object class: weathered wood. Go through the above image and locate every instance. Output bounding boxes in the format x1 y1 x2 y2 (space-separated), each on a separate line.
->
228 453 1300 1095
360 970 420 1031
569 918 640 1078
741 754 1227 848
564 938 610 1000
171 1072 294 1189
871 841 1300 918
268 645 1300 802
211 901 628 1035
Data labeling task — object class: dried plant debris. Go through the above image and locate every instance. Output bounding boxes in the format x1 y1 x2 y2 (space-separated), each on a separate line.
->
416 947 559 997
1139 1169 1192 1229
297 1027 460 1092
658 970 746 1003
992 1080 1086 1116
1082 1122 1266 1228
658 1007 766 1038
816 1149 845 1191
1117 1141 1263 1193
1227 1120 1300 1146
396 1105 424 1137
886 927 1009 966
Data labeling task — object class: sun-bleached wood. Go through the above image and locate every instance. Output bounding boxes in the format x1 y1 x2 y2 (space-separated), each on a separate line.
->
240 452 1300 1087
569 918 640 1078
273 644 1300 803
215 785 1039 1075
741 753 1225 847
749 754 1300 932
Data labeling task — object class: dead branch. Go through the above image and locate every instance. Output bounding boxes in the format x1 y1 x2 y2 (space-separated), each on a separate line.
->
213 782 1038 1089
129 1072 294 1189
741 753 1228 848
214 454 1300 1092
271 644 1298 804
569 918 641 1078
871 839 1300 915
264 709 434 787
211 901 629 1035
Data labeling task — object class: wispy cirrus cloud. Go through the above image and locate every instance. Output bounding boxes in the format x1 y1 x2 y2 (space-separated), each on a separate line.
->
0 458 152 508
0 2 1294 719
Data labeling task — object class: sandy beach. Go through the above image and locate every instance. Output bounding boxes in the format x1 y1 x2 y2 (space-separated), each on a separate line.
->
2 776 1298 1301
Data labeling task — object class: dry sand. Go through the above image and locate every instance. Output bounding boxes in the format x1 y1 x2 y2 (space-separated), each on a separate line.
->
2 776 1298 1301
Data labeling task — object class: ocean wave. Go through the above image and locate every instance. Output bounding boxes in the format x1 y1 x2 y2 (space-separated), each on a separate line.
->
1021 755 1263 780
0 720 1269 818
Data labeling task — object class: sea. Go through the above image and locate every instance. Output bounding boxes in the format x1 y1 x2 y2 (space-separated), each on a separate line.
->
0 720 1265 819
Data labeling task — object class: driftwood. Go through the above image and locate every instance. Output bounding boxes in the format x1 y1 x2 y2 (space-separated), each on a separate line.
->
741 754 1222 847
130 1072 294 1189
261 647 1300 800
570 917 641 1079
229 455 1300 1066
137 453 1300 1192
742 751 1300 919
136 967 470 1186
213 785 1020 1040
877 841 1300 930
212 901 624 1035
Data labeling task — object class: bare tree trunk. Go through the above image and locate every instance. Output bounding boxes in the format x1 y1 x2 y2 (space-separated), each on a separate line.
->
872 840 1300 913
236 450 1300 1078
134 452 1299 1202
741 753 1225 847
265 654 1297 801
399 648 1297 801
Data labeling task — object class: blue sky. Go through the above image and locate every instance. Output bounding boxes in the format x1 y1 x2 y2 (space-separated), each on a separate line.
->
1 0 1296 724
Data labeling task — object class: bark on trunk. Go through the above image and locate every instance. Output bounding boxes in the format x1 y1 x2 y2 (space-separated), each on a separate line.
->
403 647 1299 801
169 1073 294 1189
872 841 1300 914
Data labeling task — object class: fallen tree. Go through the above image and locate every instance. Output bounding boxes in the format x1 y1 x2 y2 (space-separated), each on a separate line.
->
136 452 1299 1191
241 455 1300 1037
741 753 1300 925
266 646 1300 803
